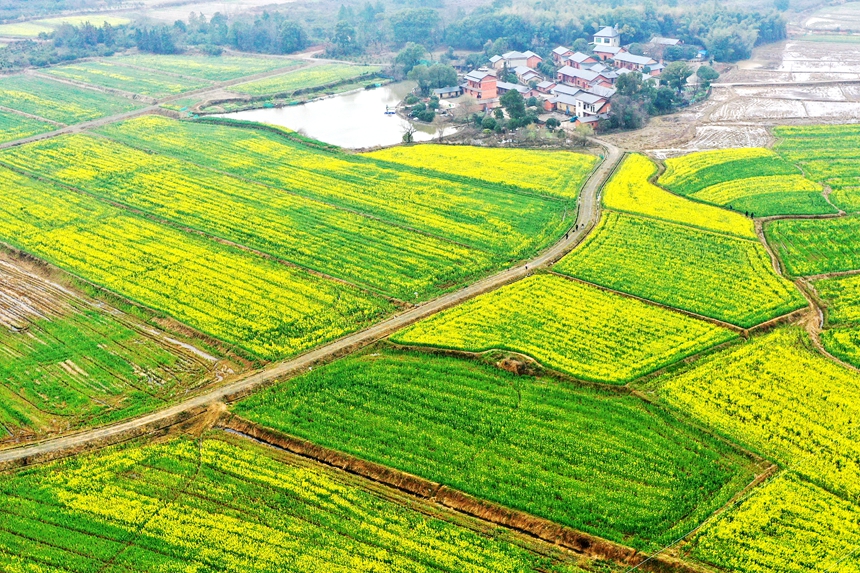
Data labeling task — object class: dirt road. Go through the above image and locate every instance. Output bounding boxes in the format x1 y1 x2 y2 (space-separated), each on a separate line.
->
0 140 623 465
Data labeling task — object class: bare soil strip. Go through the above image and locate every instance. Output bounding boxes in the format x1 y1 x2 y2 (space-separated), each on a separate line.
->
220 415 707 573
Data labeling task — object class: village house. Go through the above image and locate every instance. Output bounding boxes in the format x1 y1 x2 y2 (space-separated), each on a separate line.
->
574 91 610 116
496 81 532 97
557 66 603 89
489 55 504 70
612 52 658 71
652 37 681 46
514 66 542 84
499 50 542 69
593 45 625 61
433 85 463 99
536 80 556 93
551 46 573 64
564 52 598 69
463 69 498 100
593 26 621 48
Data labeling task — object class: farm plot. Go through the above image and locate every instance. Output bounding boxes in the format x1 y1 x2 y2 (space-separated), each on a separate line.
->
113 54 300 81
1 133 496 301
813 273 860 367
765 216 860 276
774 124 860 211
365 144 597 201
709 98 808 122
0 166 393 360
661 148 801 197
0 252 216 441
98 116 570 261
391 273 737 383
43 60 210 97
229 64 382 96
0 74 143 124
0 110 56 144
235 347 754 551
689 471 860 573
0 434 589 573
555 212 805 328
652 326 860 503
606 154 755 238
661 149 833 217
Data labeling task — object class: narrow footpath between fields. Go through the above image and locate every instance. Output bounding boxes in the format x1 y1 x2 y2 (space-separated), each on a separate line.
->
0 139 624 465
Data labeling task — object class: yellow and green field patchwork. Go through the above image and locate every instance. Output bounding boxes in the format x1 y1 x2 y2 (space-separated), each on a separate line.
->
365 144 597 200
1 132 498 301
689 472 860 573
229 63 382 96
660 148 829 217
391 273 737 383
812 273 860 367
0 74 143 124
0 254 214 440
765 215 860 276
43 60 210 97
0 434 589 573
235 347 755 551
0 166 393 361
653 326 860 503
609 154 756 238
114 54 301 81
555 212 805 328
0 109 56 143
97 116 570 263
774 124 860 212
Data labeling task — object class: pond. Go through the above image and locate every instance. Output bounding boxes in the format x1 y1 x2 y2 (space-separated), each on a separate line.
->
217 81 456 149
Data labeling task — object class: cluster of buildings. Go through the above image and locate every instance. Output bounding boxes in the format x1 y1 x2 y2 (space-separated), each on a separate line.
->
440 26 677 127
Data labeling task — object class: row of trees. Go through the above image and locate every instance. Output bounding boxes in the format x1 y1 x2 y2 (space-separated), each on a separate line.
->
602 65 718 130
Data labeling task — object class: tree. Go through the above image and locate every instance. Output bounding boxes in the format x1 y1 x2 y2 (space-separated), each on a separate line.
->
545 117 560 130
696 65 720 89
663 44 698 61
481 116 497 130
652 86 675 113
427 63 457 89
389 8 441 46
662 61 692 93
408 63 456 95
331 20 360 55
278 21 308 53
395 42 426 74
605 95 646 130
500 89 526 121
615 70 646 97
705 25 757 62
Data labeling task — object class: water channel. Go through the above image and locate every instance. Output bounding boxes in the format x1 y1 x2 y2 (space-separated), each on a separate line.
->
217 81 457 149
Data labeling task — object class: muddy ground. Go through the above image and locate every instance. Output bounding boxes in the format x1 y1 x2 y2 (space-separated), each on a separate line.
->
605 39 860 156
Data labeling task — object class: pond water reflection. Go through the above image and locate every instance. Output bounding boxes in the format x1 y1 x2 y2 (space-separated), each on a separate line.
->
217 81 456 149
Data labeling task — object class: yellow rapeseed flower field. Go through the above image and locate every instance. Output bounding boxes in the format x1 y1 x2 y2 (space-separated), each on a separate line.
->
661 147 774 188
605 154 756 238
0 166 392 360
655 327 860 502
391 273 736 383
691 472 860 573
0 435 587 572
365 144 597 200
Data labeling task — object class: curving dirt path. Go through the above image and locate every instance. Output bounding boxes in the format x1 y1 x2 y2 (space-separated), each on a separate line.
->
0 139 624 466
